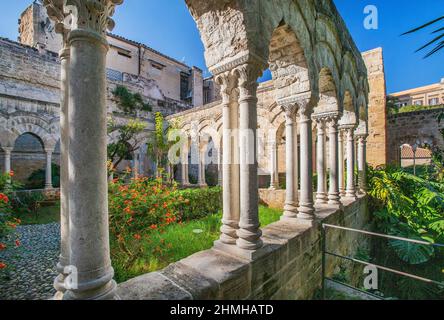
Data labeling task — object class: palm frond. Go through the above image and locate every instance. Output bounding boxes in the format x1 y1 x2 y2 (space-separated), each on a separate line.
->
402 16 444 35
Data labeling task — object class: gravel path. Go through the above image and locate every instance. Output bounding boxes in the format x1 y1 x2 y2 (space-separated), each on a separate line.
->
0 223 60 300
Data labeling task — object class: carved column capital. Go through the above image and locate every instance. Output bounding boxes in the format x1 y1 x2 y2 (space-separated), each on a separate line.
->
215 71 238 105
43 0 71 51
234 63 262 101
64 0 123 40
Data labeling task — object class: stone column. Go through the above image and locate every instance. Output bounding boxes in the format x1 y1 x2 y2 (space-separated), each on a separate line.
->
236 63 262 251
297 100 315 222
327 115 341 205
62 0 123 300
344 126 357 199
45 148 54 190
217 148 223 186
282 105 298 218
132 151 139 178
215 71 240 246
53 41 70 298
3 147 12 175
268 138 279 190
357 135 368 193
198 145 207 187
338 129 345 197
314 118 327 204
181 144 189 186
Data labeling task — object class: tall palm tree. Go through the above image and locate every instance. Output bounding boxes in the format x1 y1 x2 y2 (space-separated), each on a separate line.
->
402 16 444 58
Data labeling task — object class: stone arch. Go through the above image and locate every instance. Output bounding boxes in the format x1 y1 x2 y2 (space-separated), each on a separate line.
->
315 67 340 114
268 21 315 101
7 116 57 149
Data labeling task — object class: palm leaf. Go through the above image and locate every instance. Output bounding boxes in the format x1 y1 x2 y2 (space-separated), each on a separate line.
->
402 16 444 35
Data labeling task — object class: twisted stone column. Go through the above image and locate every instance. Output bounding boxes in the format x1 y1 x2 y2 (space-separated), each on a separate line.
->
297 99 315 221
236 63 262 251
44 148 54 190
61 0 122 300
314 118 327 204
357 135 368 193
282 105 298 218
338 129 345 197
344 126 357 199
327 115 341 205
215 71 240 246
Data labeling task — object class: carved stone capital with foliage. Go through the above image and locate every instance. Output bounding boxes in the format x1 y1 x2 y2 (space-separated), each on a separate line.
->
215 71 238 105
234 62 263 102
64 0 123 37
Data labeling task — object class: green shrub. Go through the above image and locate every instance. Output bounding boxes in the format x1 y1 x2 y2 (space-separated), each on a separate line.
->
25 163 60 190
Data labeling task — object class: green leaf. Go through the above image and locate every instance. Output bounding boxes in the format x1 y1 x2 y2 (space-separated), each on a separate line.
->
389 236 434 265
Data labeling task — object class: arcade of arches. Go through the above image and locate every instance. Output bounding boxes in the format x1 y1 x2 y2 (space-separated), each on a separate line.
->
0 0 438 300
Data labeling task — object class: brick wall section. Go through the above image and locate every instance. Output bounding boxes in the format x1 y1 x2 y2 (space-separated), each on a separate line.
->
387 108 444 164
362 48 388 167
117 196 370 300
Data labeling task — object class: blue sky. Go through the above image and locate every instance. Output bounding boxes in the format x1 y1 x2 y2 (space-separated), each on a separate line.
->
0 0 442 93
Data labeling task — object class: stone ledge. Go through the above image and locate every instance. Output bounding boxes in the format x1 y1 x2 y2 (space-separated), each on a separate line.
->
117 195 369 300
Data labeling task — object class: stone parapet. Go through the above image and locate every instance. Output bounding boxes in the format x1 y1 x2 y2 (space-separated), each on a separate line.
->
117 196 369 300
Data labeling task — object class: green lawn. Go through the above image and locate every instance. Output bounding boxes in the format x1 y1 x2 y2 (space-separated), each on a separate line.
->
14 203 61 225
112 205 283 283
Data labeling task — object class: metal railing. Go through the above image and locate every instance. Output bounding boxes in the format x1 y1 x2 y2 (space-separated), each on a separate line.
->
321 223 444 300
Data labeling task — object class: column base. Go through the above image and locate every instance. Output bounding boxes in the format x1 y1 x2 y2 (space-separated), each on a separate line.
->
213 240 267 261
63 280 119 301
297 202 315 220
315 193 328 205
283 202 298 219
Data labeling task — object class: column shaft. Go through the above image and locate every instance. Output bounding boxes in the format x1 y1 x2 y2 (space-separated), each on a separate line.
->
315 119 327 204
338 130 345 197
236 73 262 251
54 47 70 297
219 98 240 244
345 128 357 199
269 140 279 190
298 107 315 220
327 118 341 205
357 136 367 193
65 30 116 300
3 148 12 174
45 149 54 189
283 109 298 218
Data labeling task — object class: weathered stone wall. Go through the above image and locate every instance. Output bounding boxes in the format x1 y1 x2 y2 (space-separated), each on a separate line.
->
387 108 444 164
117 196 369 300
362 48 388 167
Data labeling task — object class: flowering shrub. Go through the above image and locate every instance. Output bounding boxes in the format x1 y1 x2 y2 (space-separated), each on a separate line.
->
0 178 21 271
108 172 222 280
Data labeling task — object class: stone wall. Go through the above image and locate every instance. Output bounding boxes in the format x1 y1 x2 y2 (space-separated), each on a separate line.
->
362 48 388 167
117 196 369 300
387 108 444 164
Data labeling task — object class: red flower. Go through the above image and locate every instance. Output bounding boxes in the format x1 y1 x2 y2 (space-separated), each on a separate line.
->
150 224 158 230
9 171 14 177
133 234 142 241
163 202 168 209
15 240 21 247
0 193 9 204
0 243 6 251
0 262 6 269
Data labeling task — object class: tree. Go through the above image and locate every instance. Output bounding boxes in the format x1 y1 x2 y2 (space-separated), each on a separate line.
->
107 118 147 169
108 86 151 169
112 86 152 115
403 15 444 58
147 112 178 179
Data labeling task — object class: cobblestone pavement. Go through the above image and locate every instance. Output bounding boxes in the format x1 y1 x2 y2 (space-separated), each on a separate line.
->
0 223 60 300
